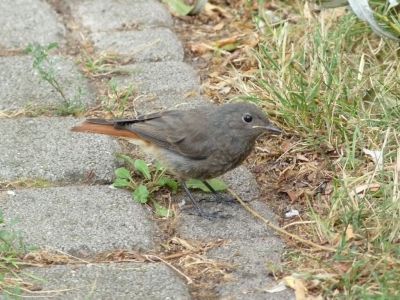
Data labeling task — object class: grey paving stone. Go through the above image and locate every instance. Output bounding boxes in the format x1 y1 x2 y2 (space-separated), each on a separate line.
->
70 0 172 32
17 263 190 299
220 165 260 202
209 239 294 300
178 198 278 240
176 167 295 299
0 186 156 255
113 61 200 97
0 117 120 183
176 165 275 239
132 93 208 115
90 28 184 62
0 0 65 49
0 56 94 111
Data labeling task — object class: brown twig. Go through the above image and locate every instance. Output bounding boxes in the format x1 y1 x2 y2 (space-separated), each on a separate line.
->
228 188 336 253
145 255 193 284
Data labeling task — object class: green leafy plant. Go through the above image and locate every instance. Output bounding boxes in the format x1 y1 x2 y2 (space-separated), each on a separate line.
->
186 178 228 192
318 0 400 40
113 155 178 217
25 43 85 116
113 154 228 217
162 0 207 16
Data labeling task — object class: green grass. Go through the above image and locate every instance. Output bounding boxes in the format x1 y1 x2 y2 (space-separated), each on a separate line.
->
24 43 87 117
239 4 400 298
0 210 26 298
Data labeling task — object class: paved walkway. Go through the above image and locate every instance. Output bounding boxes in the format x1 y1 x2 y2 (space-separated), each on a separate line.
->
0 0 293 299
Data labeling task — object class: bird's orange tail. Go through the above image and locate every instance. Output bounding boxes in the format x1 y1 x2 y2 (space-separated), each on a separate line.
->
71 121 140 139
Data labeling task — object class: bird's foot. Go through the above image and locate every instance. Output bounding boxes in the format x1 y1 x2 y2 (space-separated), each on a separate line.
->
200 194 237 205
184 208 232 219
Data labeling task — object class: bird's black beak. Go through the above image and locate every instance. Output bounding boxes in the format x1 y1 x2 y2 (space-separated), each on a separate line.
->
264 124 282 134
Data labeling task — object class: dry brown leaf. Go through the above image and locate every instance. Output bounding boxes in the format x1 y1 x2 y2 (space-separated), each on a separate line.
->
189 42 212 55
204 3 232 19
345 225 355 241
296 154 309 162
350 183 381 198
283 276 307 300
213 22 225 31
334 262 351 274
214 36 240 49
323 182 334 195
171 237 196 251
287 190 299 202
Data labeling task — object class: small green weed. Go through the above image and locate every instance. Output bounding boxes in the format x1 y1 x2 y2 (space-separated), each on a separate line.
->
81 53 131 78
101 79 136 117
114 154 227 217
0 210 26 298
114 155 178 218
186 178 228 192
25 43 86 116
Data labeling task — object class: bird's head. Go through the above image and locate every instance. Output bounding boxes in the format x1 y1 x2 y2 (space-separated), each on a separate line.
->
216 102 282 141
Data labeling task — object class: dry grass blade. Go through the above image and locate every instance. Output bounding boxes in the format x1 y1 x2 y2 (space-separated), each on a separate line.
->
145 254 194 284
228 188 336 253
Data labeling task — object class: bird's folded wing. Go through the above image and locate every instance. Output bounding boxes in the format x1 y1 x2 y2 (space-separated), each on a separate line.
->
123 110 216 160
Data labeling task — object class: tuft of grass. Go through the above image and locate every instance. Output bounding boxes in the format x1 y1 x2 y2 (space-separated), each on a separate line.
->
81 52 132 78
0 210 26 298
237 3 400 298
0 179 52 190
25 43 86 117
101 79 137 118
247 13 399 149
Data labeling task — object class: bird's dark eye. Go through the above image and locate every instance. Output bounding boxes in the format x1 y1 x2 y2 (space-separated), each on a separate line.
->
242 113 253 123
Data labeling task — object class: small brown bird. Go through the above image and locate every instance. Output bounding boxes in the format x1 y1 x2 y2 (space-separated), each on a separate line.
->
72 102 281 216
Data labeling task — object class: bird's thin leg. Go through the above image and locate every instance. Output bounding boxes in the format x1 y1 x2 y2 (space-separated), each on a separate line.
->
202 180 218 194
181 181 207 217
202 180 235 204
181 181 228 219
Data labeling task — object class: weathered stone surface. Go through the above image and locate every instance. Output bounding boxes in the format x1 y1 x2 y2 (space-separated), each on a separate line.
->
113 61 200 96
90 28 184 62
0 0 65 49
178 198 278 240
132 93 208 115
0 56 94 111
70 0 172 31
176 166 293 299
209 239 294 300
19 263 190 299
220 165 260 202
177 165 275 239
0 118 119 183
0 186 156 255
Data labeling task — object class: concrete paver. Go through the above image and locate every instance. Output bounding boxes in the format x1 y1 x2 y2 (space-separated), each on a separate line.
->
0 118 119 183
0 0 65 49
0 186 156 255
90 28 184 62
113 61 200 96
176 165 292 299
131 93 208 115
0 56 94 111
23 263 190 299
209 239 294 299
70 0 172 31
